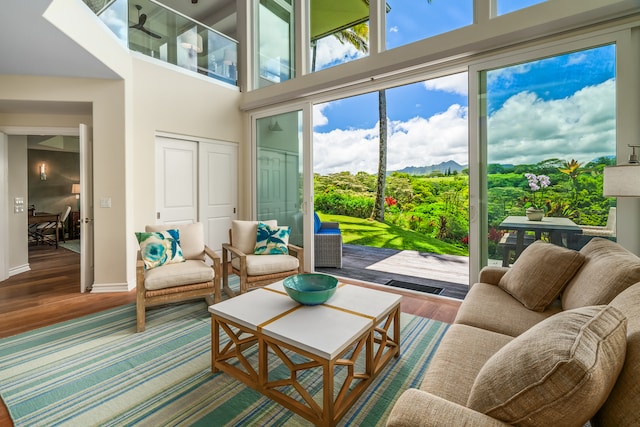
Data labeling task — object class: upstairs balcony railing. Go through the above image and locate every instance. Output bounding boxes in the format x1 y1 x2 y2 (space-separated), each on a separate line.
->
86 0 238 86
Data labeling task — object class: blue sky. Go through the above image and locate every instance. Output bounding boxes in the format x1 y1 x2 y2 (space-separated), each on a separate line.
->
312 2 616 175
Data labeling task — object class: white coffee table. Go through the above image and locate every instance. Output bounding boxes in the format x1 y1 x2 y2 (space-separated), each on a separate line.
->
209 280 402 427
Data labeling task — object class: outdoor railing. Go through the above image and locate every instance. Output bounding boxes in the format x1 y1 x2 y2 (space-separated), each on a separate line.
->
85 0 238 86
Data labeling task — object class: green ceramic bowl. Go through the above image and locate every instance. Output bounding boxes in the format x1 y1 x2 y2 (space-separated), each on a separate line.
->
283 273 338 305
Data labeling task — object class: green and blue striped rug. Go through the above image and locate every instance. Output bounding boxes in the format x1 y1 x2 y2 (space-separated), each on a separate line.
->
0 299 448 426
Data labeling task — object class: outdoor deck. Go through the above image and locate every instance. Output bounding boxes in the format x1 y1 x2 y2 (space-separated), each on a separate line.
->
316 244 470 300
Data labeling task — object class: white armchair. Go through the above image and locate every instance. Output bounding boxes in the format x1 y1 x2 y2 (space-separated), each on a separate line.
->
222 220 303 296
136 222 220 332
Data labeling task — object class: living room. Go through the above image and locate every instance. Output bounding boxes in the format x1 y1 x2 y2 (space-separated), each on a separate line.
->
1 0 640 425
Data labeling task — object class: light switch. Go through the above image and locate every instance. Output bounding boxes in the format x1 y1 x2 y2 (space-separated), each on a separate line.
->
14 197 25 213
100 197 112 208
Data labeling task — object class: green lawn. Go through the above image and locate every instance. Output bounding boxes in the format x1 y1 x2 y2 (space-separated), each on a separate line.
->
317 213 469 256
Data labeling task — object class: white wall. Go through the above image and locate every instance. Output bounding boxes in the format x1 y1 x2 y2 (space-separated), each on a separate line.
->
7 136 28 274
129 56 243 287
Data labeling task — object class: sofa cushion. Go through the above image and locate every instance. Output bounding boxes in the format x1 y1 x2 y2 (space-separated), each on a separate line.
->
594 282 640 427
467 305 627 427
562 237 640 310
135 229 185 270
254 222 290 255
231 220 278 255
454 282 562 337
420 324 513 406
146 222 205 261
498 240 585 311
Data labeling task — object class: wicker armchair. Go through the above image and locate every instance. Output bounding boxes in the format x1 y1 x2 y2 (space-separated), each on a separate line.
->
136 222 220 332
222 220 304 296
314 212 343 268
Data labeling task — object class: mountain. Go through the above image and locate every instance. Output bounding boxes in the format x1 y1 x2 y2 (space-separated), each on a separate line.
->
392 160 467 175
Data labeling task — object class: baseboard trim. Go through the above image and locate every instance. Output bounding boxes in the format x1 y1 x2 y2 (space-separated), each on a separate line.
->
9 264 30 277
90 282 131 293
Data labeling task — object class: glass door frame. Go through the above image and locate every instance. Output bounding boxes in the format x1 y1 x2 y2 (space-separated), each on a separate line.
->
250 102 314 272
468 28 639 284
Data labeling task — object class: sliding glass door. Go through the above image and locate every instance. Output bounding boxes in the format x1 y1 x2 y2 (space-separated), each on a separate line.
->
255 111 304 247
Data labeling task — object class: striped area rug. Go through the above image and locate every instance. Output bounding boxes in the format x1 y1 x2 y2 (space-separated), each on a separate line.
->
0 299 449 426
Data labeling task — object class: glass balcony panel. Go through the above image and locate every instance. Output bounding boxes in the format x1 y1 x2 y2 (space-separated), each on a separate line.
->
87 0 238 86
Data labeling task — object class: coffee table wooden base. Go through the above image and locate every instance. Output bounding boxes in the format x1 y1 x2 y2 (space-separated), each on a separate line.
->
211 304 401 426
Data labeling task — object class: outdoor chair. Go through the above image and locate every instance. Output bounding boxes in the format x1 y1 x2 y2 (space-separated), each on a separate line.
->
314 212 343 268
135 222 221 332
580 207 616 238
222 219 303 296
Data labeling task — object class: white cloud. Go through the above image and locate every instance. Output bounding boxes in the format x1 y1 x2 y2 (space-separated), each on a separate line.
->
424 73 468 96
313 103 329 128
314 104 468 174
313 36 366 70
313 79 615 175
487 79 615 165
389 26 399 33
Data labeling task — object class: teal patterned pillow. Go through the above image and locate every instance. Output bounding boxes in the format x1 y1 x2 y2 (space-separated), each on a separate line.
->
135 229 185 269
254 222 290 255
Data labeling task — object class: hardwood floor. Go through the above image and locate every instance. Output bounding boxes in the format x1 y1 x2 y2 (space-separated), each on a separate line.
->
0 245 461 426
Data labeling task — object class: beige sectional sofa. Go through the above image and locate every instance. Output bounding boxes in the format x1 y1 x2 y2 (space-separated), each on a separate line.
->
387 238 640 427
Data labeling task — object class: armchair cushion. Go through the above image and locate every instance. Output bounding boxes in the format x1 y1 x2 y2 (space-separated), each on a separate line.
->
231 254 299 276
231 220 278 255
135 230 185 270
146 223 205 261
467 305 627 427
254 223 290 255
143 259 214 291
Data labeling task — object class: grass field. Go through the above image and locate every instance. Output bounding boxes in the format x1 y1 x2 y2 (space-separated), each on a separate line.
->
318 213 469 256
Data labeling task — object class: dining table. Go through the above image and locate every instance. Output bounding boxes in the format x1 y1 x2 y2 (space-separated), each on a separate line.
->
497 215 583 262
28 212 60 248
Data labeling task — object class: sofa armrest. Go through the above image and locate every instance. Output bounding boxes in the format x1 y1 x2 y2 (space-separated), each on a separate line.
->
386 389 508 427
477 266 509 286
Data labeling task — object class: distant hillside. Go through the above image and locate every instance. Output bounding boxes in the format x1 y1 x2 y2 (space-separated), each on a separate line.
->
392 160 467 175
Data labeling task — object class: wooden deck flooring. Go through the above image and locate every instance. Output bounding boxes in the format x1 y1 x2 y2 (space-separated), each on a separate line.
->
316 244 469 300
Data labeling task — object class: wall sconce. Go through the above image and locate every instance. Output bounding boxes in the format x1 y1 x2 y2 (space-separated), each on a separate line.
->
72 183 81 211
268 120 283 132
39 163 47 181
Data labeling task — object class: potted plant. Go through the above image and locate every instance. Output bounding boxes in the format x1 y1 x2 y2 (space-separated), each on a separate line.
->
524 173 550 221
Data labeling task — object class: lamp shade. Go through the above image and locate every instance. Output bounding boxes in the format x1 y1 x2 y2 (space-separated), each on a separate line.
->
603 165 640 197
71 183 80 194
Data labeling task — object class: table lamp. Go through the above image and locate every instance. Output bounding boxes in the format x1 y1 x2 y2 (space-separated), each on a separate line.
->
603 145 640 198
71 183 80 211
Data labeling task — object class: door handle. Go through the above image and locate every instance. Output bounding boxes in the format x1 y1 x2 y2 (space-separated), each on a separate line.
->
83 218 93 223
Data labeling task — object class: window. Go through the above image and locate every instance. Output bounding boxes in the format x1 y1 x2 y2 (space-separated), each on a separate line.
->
309 0 369 72
257 0 295 88
481 45 616 265
497 0 547 16
386 0 473 50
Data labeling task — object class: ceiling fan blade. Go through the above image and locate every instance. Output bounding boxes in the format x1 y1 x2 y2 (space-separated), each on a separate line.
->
141 27 161 39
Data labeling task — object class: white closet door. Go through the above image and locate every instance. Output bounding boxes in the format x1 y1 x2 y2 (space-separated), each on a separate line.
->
155 136 198 225
199 141 238 254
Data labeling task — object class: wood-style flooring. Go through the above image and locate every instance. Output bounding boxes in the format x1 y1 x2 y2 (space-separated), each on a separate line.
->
0 245 461 427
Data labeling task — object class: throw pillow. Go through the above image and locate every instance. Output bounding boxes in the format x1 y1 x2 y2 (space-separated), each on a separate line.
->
562 237 640 310
467 305 627 427
498 240 585 311
135 229 185 270
254 222 290 255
